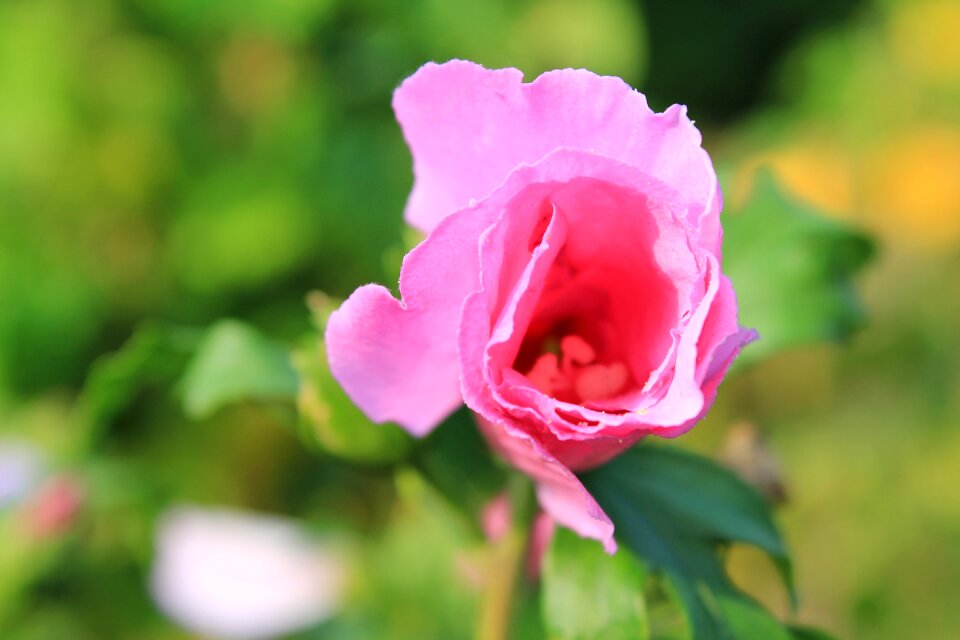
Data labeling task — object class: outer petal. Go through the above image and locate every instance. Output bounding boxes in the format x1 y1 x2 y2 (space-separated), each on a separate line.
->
393 59 718 249
325 206 496 436
629 274 756 440
462 290 616 552
696 275 757 384
477 415 617 554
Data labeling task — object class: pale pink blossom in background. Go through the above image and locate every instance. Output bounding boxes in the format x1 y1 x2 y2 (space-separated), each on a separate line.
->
151 506 346 640
327 60 755 553
0 438 44 509
481 493 555 578
0 440 83 538
22 475 83 538
526 513 556 580
481 492 512 543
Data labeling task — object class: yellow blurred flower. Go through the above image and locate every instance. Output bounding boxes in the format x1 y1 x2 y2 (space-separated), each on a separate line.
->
866 125 960 250
734 139 855 217
890 0 960 86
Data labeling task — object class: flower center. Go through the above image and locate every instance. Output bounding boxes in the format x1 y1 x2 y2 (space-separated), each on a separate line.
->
524 334 629 403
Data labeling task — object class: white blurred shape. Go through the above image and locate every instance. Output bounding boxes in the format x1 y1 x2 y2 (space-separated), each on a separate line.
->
0 438 44 509
151 506 346 640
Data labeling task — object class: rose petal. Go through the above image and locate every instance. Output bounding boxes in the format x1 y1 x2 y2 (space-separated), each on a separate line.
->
394 59 719 250
526 512 556 579
495 253 722 438
477 416 617 554
325 205 496 436
454 149 713 452
651 275 758 438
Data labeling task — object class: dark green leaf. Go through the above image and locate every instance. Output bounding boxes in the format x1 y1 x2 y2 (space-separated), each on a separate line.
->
602 445 794 601
412 407 507 518
788 625 839 640
179 320 299 420
542 527 649 640
723 172 874 366
79 322 201 441
582 445 794 640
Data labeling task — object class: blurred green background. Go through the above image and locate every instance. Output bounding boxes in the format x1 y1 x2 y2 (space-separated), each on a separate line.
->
1 0 958 638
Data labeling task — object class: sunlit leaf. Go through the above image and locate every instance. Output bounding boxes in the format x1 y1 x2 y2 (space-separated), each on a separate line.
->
542 527 649 640
293 337 412 464
180 320 299 420
290 292 412 464
723 172 873 366
582 445 794 640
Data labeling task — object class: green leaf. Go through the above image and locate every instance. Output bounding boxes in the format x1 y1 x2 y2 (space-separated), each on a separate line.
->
79 322 201 441
582 445 794 640
602 445 794 601
290 292 412 463
412 407 507 518
179 320 299 420
293 336 413 464
723 172 874 366
542 527 649 640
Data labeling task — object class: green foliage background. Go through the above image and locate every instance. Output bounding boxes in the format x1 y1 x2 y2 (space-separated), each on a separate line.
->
1 0 959 638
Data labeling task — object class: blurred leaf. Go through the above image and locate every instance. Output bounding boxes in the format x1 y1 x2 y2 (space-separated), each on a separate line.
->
514 580 549 640
412 407 507 520
180 320 298 420
0 500 79 628
79 322 200 440
542 526 649 640
291 292 412 464
788 626 839 640
3 607 99 640
639 0 860 123
0 255 104 396
582 445 794 640
133 0 337 41
724 172 873 366
509 0 646 81
170 172 317 295
293 337 413 464
337 469 480 640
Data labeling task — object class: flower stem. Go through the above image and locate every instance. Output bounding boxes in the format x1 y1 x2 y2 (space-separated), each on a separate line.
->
476 477 536 640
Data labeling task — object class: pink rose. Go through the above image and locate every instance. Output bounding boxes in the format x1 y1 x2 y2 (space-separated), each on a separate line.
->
326 60 756 552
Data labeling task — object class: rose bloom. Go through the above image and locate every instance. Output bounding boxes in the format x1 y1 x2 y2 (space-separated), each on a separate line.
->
327 60 755 552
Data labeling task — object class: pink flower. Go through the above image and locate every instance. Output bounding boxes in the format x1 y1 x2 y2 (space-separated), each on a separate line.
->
326 60 756 552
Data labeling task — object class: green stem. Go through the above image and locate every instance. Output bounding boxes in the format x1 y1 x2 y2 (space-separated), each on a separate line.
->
476 477 537 640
